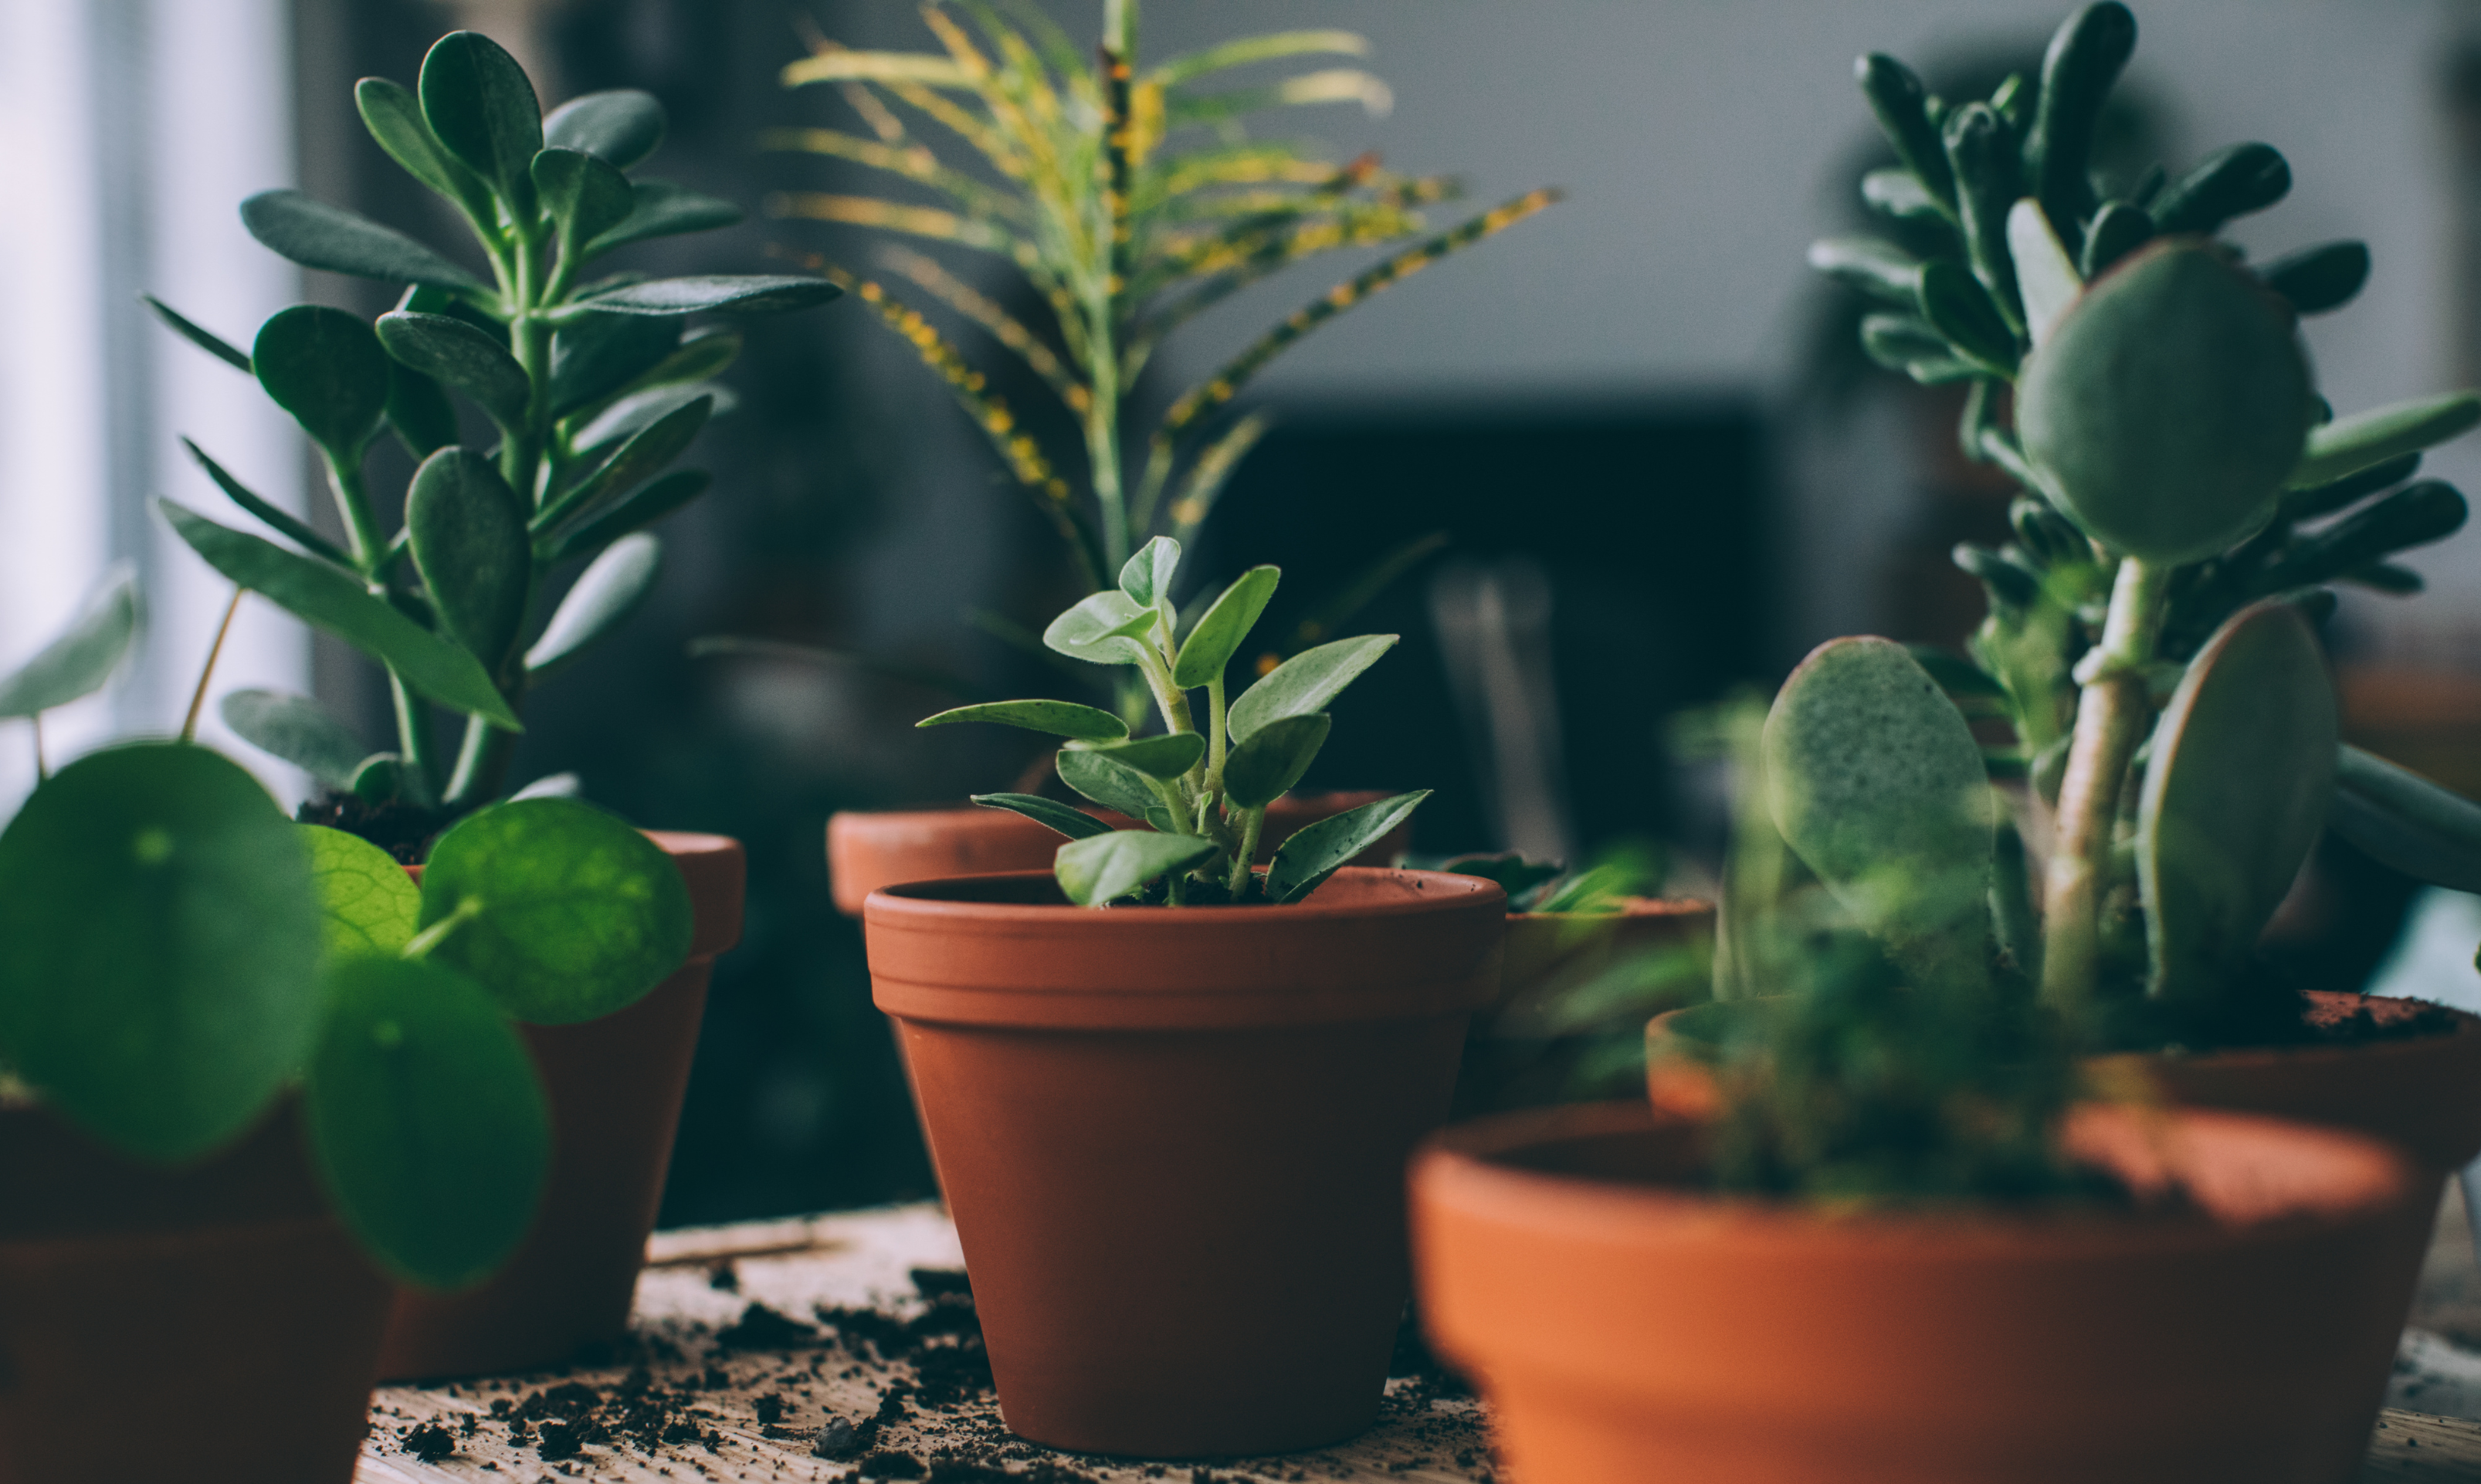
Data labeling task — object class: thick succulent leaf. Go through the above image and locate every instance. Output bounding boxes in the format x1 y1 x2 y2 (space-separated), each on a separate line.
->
1055 830 1218 906
568 382 733 456
354 76 493 221
2330 744 2481 893
1119 536 1182 608
239 190 487 291
159 502 521 730
1854 53 1956 214
524 532 660 680
549 313 680 415
376 311 528 430
1171 565 1279 688
222 689 370 790
299 824 420 958
1056 747 1174 825
2151 141 2290 235
2259 241 2371 317
970 793 1113 841
537 395 710 533
1859 168 1944 223
576 275 840 317
1264 789 1429 903
419 30 543 209
303 954 549 1288
1222 712 1329 809
0 744 319 1164
0 566 139 719
2005 198 2082 349
2079 201 2154 278
531 147 635 246
1227 634 1395 741
917 700 1127 741
1067 732 1205 782
2287 393 2481 491
583 178 743 255
551 469 710 563
417 797 693 1024
1915 258 2016 371
385 360 461 461
2018 240 2313 564
253 305 393 457
2137 601 2337 1001
1044 590 1157 666
1761 636 1996 990
543 88 666 169
1807 236 1923 306
141 295 252 371
407 449 531 667
2025 2 2134 235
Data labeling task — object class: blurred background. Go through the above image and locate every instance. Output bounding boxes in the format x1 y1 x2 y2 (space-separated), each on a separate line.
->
7 0 2481 1221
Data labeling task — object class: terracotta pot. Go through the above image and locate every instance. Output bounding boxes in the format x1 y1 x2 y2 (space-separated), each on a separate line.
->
1412 1099 2429 1484
376 831 744 1380
0 1102 392 1483
828 790 1410 915
864 867 1503 1457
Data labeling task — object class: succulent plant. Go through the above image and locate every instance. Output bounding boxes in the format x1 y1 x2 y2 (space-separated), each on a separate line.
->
919 537 1422 904
147 30 840 825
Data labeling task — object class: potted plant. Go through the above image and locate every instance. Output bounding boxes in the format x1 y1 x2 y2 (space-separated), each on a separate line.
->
0 578 678 1476
862 538 1505 1456
761 0 1555 908
143 29 809 1376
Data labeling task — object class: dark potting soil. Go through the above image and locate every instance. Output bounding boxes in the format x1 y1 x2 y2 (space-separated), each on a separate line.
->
2101 980 2463 1059
293 790 442 863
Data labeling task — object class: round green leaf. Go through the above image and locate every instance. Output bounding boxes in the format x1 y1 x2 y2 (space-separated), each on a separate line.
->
301 824 420 961
1055 747 1174 826
417 798 693 1025
253 306 392 457
407 448 531 668
377 311 530 431
0 565 138 720
1171 565 1279 688
303 954 549 1288
1227 634 1395 742
530 147 635 247
0 743 321 1164
354 76 493 224
1118 536 1182 608
1054 830 1219 906
239 190 489 293
1223 711 1330 809
419 31 544 209
1068 731 1205 781
544 89 666 168
918 700 1127 741
1043 589 1158 667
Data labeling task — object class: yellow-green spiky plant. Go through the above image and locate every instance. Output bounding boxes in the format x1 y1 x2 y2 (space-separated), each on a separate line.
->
771 0 1557 591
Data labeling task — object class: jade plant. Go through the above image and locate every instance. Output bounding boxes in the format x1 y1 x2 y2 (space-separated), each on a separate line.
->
0 582 691 1287
917 537 1422 904
1788 2 2481 1046
146 30 839 832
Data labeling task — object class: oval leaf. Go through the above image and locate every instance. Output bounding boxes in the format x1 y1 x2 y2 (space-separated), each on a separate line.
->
1043 589 1157 666
253 305 393 456
578 274 842 317
1171 564 1279 688
571 382 735 456
585 180 745 255
239 190 486 292
551 469 710 563
1069 731 1205 781
0 565 139 719
1056 747 1174 826
537 395 711 534
918 700 1128 741
354 76 493 222
0 744 320 1164
386 359 462 461
1054 830 1218 906
1222 712 1330 809
377 311 529 430
524 532 662 680
971 793 1113 840
222 688 370 789
300 823 421 959
303 954 549 1288
419 30 543 208
1264 789 1429 903
1227 633 1395 741
531 147 635 246
544 89 666 168
408 449 531 667
1118 535 1181 608
418 797 694 1024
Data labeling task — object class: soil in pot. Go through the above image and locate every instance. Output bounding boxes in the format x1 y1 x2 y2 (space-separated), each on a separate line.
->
377 831 746 1380
1413 1099 2430 1484
0 1100 393 1484
863 867 1504 1458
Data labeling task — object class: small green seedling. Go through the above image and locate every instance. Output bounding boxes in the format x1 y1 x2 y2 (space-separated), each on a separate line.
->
148 29 840 822
920 538 1424 905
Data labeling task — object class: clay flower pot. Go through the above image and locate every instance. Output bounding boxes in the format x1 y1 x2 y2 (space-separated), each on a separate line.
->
1454 898 1714 1116
863 867 1503 1457
0 1102 392 1483
828 790 1409 914
377 831 745 1380
1412 1099 2429 1484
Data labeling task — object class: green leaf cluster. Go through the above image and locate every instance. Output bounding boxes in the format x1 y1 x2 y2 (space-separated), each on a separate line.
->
149 30 839 822
922 537 1422 904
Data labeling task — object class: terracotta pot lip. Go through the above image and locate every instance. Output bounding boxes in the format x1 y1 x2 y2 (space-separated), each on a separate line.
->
1509 896 1713 924
866 866 1505 926
832 789 1400 826
1418 1100 2415 1256
2090 989 2481 1073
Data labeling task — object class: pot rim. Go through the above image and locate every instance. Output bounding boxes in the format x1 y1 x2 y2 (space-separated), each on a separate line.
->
829 788 1403 830
866 865 1504 927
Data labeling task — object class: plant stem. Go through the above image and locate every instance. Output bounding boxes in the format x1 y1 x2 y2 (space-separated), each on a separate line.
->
403 894 484 960
1203 676 1229 796
1227 805 1263 896
327 455 388 571
181 587 245 744
390 673 438 796
2038 555 2171 1017
443 711 520 810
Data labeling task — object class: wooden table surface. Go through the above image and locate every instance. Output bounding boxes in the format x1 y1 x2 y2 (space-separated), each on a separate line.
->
352 1201 2481 1483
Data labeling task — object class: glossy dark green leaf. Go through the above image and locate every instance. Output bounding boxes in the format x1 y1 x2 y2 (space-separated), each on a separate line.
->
1056 747 1174 826
418 797 693 1024
1915 257 2015 373
2024 2 2134 239
616 325 741 395
1940 102 2022 330
1055 830 1218 906
253 306 393 457
570 383 734 456
300 824 419 958
1807 236 1923 307
549 313 681 416
1859 168 1947 225
141 295 251 371
2259 241 2370 317
0 743 320 1164
2260 480 2466 591
970 793 1113 840
2288 393 2481 491
2330 744 2481 893
531 147 635 248
159 502 521 729
303 954 549 1288
1264 789 1430 903
536 395 710 533
385 358 461 461
585 179 743 255
2151 142 2290 235
2281 452 2422 523
576 275 841 317
1854 53 1954 213
524 532 660 680
1171 564 1279 688
0 566 139 720
918 700 1127 740
239 190 487 292
419 31 543 211
1859 313 1976 385
1068 731 1205 781
1227 634 1395 741
354 76 494 223
1044 589 1158 666
222 689 370 790
408 449 531 667
1118 536 1181 608
375 311 528 431
2079 201 2154 279
544 89 666 168
1222 712 1329 808
551 469 710 563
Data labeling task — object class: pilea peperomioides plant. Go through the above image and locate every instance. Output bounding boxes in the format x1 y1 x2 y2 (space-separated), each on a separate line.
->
147 29 839 830
1788 2 2481 1045
917 537 1424 905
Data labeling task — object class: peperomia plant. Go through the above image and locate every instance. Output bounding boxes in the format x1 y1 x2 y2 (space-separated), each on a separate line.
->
1788 2 2481 1046
917 537 1424 905
147 30 839 832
